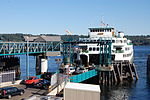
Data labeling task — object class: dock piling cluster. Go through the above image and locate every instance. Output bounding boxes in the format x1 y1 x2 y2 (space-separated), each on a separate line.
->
99 61 138 86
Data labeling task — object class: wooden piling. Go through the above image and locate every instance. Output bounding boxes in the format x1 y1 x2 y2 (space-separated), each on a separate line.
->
128 64 134 80
99 61 138 86
132 63 139 80
147 55 150 77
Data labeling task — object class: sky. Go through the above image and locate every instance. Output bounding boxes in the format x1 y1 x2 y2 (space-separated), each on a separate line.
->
0 0 150 35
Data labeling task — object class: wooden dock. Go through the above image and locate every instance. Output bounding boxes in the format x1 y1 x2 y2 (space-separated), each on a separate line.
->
99 61 138 86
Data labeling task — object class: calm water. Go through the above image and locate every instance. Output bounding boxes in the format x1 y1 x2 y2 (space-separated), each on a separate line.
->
18 46 150 100
101 46 150 100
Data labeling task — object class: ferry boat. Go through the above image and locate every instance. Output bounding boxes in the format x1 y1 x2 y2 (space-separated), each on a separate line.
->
77 24 133 66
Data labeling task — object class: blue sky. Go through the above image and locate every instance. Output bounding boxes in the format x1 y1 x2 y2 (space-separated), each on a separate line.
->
0 0 149 35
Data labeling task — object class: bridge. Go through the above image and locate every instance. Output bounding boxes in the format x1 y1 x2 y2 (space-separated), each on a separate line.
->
0 41 61 56
0 36 100 86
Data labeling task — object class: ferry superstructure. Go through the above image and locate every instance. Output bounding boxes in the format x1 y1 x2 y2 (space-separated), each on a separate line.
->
77 26 133 66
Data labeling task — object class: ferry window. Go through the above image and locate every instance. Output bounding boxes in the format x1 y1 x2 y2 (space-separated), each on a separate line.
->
97 47 99 51
89 47 92 51
123 54 126 57
112 40 115 43
93 47 96 51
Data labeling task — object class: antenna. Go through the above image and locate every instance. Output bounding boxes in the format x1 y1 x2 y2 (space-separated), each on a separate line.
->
100 17 105 27
65 29 72 35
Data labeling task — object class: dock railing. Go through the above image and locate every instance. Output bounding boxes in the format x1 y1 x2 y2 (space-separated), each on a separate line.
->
69 69 98 83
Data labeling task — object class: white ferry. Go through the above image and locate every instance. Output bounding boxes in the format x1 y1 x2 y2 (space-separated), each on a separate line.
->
77 25 133 66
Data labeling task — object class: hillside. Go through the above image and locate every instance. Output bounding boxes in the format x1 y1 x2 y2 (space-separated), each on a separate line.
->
0 34 150 46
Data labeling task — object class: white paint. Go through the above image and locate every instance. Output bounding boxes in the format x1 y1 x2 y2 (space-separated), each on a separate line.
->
64 82 100 100
51 73 57 86
41 58 48 73
48 81 66 96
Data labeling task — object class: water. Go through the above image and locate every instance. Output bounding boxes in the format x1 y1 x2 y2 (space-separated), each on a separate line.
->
18 46 150 100
101 46 150 100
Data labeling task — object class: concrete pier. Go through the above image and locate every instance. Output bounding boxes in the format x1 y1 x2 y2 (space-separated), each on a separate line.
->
147 55 150 77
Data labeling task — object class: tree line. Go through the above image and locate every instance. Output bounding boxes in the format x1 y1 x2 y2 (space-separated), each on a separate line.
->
0 33 150 46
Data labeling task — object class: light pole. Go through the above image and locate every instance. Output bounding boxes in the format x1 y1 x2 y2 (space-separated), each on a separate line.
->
55 58 61 94
26 36 29 79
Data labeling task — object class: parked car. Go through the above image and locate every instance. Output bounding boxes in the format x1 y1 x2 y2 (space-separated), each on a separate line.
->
68 67 75 74
34 79 50 89
41 72 54 80
77 67 88 73
87 66 95 70
72 71 82 75
0 87 24 99
59 68 65 74
25 76 42 85
72 67 88 75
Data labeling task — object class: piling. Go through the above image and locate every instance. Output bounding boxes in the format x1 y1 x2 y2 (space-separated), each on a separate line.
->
147 55 150 77
99 61 138 86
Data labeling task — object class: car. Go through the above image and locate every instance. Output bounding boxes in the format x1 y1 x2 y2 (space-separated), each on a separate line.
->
25 76 42 85
34 79 50 89
68 67 75 74
87 66 95 70
0 87 24 99
77 67 88 73
41 72 54 80
72 71 82 75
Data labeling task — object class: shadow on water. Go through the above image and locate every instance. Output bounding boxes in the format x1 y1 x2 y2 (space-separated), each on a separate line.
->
100 80 137 100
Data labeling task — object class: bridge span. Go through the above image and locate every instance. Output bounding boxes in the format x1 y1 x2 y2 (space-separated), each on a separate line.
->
0 41 61 56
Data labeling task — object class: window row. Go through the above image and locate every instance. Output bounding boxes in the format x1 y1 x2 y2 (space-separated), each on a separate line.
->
125 47 130 51
89 47 100 51
90 29 112 32
123 53 132 57
112 40 127 43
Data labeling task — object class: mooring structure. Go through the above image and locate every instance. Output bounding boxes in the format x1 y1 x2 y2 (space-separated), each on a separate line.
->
62 37 138 86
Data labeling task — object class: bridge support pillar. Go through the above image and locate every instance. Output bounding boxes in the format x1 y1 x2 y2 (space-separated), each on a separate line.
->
36 55 48 75
41 58 48 74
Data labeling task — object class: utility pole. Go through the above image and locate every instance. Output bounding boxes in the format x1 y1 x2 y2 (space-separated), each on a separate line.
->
26 36 29 79
55 58 61 94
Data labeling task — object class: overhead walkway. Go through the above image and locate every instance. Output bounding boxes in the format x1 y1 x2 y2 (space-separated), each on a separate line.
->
0 42 61 56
